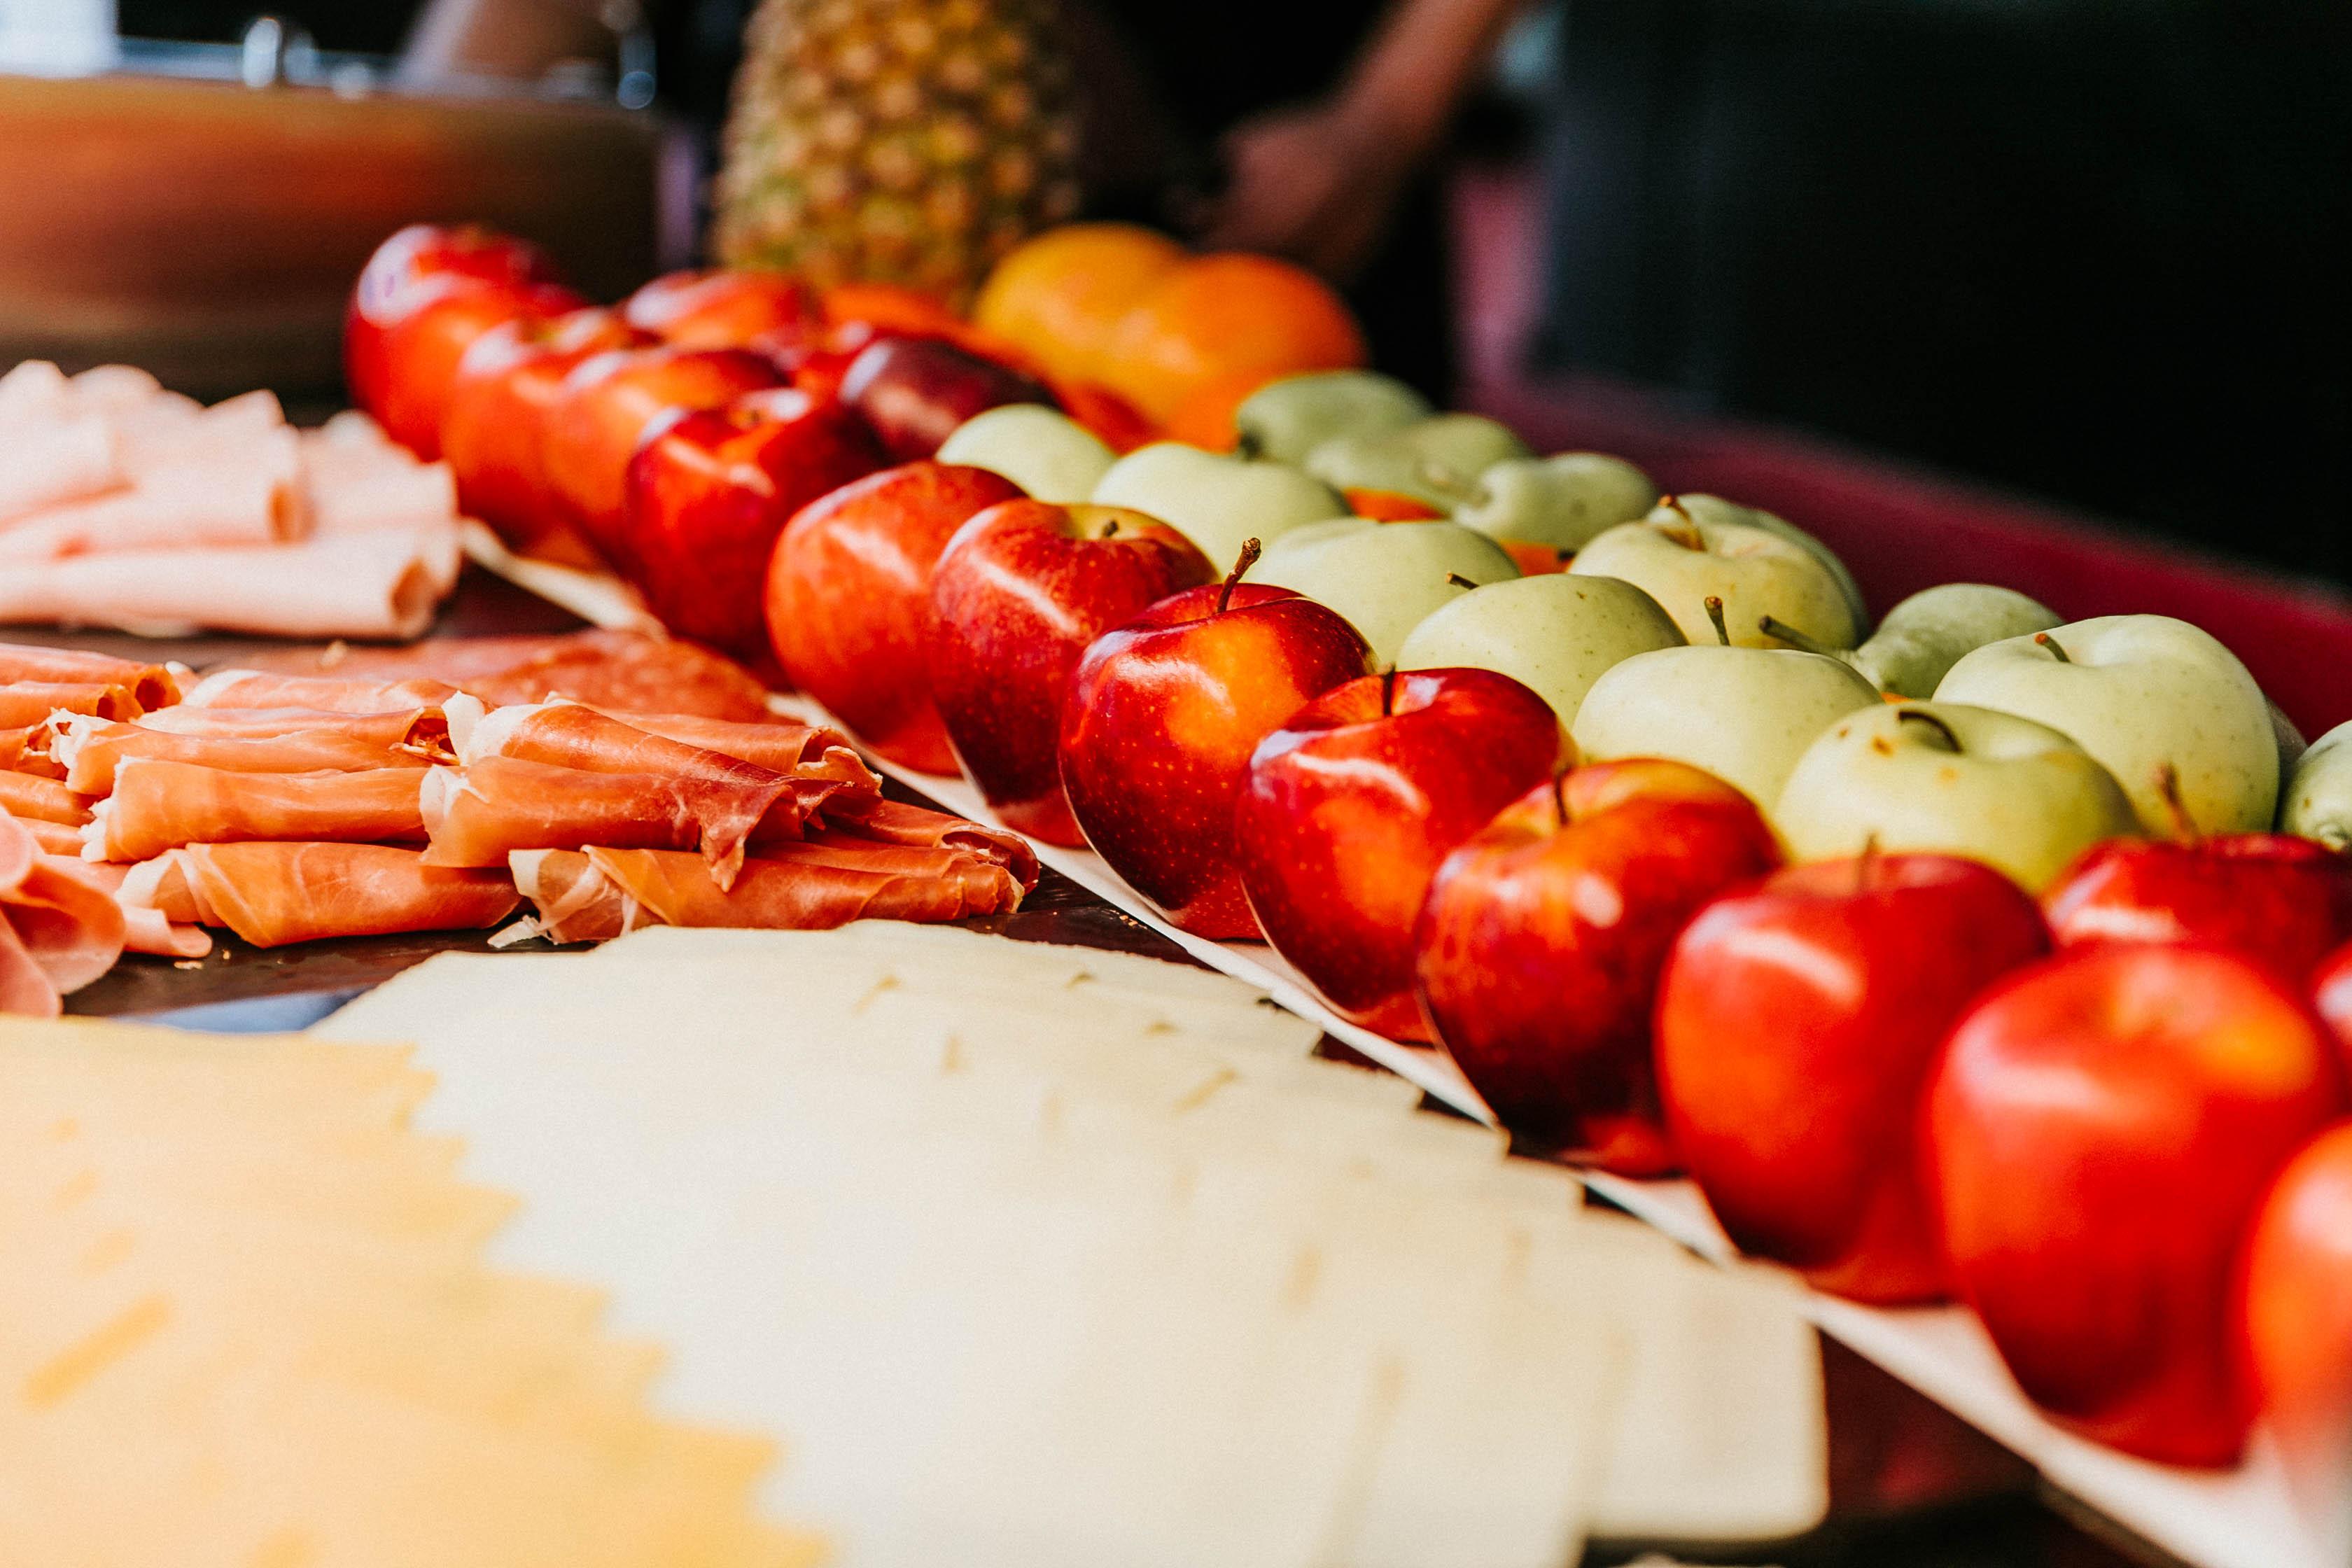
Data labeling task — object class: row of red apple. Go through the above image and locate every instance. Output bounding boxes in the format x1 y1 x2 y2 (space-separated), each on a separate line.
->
342 227 2348 1483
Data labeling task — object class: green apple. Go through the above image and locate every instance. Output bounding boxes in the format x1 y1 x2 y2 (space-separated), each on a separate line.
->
1244 517 1520 666
1570 638 1882 814
1302 414 1533 510
1845 583 2062 697
2278 719 2352 846
1452 452 1659 554
1232 370 1432 465
1567 510 1858 652
1091 442 1346 573
1933 614 2277 836
936 404 1114 503
1396 573 1685 720
1774 701 2140 891
1664 493 1868 636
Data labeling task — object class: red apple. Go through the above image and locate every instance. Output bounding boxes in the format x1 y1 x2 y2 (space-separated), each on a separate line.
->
767 461 1025 772
358 275 587 460
1656 853 2050 1303
2043 824 2352 983
928 499 1214 844
2309 939 2352 1079
839 335 1059 463
540 345 783 555
1058 550 1373 939
617 388 884 662
1927 943 2346 1466
622 268 822 353
1233 668 1565 1039
345 223 568 428
1414 758 1780 1174
443 307 654 555
2237 1123 2352 1485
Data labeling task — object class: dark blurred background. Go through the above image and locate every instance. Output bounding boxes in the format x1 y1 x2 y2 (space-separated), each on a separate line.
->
25 0 2352 585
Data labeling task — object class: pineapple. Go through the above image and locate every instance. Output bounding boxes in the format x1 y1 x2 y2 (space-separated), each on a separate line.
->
714 0 1083 305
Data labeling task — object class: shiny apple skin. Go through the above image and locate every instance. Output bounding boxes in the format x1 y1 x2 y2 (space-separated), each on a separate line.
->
929 500 1214 844
365 276 588 460
839 335 1059 463
1058 583 1373 939
2309 939 2352 1079
622 268 822 351
1657 854 2050 1302
539 345 783 555
344 223 568 430
2236 1122 2352 1479
620 388 885 662
1414 758 1781 1174
768 461 1025 773
1235 668 1566 1039
1927 943 2346 1466
2043 832 2352 981
443 307 654 554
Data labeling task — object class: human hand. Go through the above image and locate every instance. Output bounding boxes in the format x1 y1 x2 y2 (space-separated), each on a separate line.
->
1194 98 1423 283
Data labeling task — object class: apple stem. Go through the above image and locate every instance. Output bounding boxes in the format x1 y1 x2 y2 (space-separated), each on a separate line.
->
1654 493 1705 550
1896 706 1963 753
1101 517 1119 538
2155 762 2199 842
1757 615 1840 658
1550 764 1571 830
2036 631 2071 664
1219 539 1261 615
1380 664 1398 716
1856 833 1881 892
1703 596 1732 646
1446 572 1478 591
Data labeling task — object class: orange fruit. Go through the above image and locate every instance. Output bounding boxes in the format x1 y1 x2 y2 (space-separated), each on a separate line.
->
1343 488 1450 522
818 280 965 337
1102 253 1368 426
1159 370 1280 452
974 223 1189 386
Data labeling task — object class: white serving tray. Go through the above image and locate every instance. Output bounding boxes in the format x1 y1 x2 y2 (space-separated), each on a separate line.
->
772 693 2346 1568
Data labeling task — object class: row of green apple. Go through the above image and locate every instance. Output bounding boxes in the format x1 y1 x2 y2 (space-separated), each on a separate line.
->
939 370 2352 886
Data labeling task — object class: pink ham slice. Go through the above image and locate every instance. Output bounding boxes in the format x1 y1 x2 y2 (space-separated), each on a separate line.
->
0 642 176 708
301 423 461 535
124 841 520 949
60 721 441 796
0 426 307 560
91 760 428 863
0 412 120 523
0 815 127 1016
0 681 144 729
419 754 797 889
0 523 459 640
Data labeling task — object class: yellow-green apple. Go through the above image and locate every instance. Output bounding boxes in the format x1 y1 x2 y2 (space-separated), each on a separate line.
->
1414 758 1782 1173
1233 370 1432 464
1089 442 1345 573
838 335 1058 463
2283 720 2352 847
766 461 1024 773
1244 517 1520 665
1927 944 2346 1464
1657 852 2050 1301
1845 583 2062 697
617 388 884 662
1773 701 2140 892
1570 604 1882 813
1660 492 1870 636
1395 573 1684 722
1934 614 2277 836
1302 414 1532 512
1233 668 1566 1037
936 404 1115 503
1452 452 1659 559
929 500 1214 844
1568 507 1858 651
1058 550 1373 938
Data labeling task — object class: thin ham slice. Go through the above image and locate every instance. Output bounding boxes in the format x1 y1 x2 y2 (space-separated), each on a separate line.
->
594 709 847 772
301 425 461 534
0 816 127 1016
137 841 520 948
0 681 144 728
818 794 1040 891
18 818 83 857
419 755 797 888
183 669 457 713
0 426 307 559
90 760 427 863
115 388 285 473
0 522 459 639
71 858 211 958
505 849 640 944
0 770 90 827
59 720 440 796
307 629 774 720
130 704 449 748
0 412 120 523
0 642 176 707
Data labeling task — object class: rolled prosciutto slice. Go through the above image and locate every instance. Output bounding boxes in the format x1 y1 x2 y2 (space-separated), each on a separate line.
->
594 710 848 773
0 817 127 1016
130 841 520 949
184 668 457 713
2 724 64 778
0 642 176 708
458 701 796 786
69 858 211 958
0 680 144 729
818 794 1040 892
90 761 428 864
59 720 440 796
0 771 90 827
419 755 797 888
506 848 639 945
528 839 1023 936
130 704 449 748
